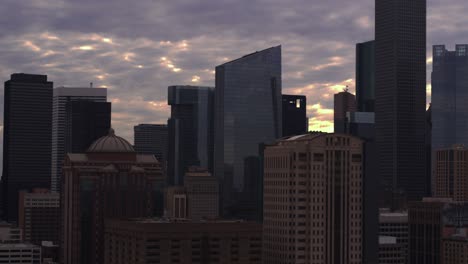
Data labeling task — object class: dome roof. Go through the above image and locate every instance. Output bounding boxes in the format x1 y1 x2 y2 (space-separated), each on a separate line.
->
87 128 135 153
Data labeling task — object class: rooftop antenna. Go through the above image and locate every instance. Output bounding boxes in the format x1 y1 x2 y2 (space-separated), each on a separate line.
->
90 82 93 88
343 85 349 93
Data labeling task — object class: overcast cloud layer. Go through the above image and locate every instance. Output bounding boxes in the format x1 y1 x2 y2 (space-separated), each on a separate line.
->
0 0 467 149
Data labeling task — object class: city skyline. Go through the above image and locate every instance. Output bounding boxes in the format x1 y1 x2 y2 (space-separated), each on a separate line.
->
0 0 464 150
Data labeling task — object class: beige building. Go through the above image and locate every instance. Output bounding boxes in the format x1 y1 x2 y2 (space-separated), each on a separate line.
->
104 218 262 264
434 146 468 201
442 229 468 264
263 133 364 264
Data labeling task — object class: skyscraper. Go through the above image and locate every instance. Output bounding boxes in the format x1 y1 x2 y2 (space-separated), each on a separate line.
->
168 85 214 185
134 124 168 161
51 87 108 192
356 40 375 112
61 129 164 264
282 94 307 137
2 73 53 222
214 46 282 216
432 45 468 150
334 90 357 133
375 0 427 208
263 133 364 264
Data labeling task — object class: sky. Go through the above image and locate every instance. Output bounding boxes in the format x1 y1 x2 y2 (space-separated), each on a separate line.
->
0 0 467 145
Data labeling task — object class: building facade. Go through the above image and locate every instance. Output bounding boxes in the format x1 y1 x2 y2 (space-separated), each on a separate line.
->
334 91 357 133
104 218 262 264
2 73 53 222
51 87 108 192
0 244 41 263
214 46 282 217
434 146 468 201
356 40 375 112
61 129 165 264
379 236 405 264
263 133 363 264
432 45 468 150
134 124 168 162
282 94 307 137
168 85 214 186
442 233 468 264
18 189 60 245
185 168 219 220
375 0 428 208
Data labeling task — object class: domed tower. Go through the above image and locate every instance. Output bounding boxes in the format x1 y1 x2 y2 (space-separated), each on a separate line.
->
61 129 165 264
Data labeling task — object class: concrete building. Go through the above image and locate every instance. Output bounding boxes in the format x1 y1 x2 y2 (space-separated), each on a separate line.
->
379 211 409 258
379 236 405 264
51 86 108 192
214 46 282 218
0 222 22 243
434 145 468 201
104 218 262 264
263 133 364 264
442 229 468 264
134 124 168 162
2 73 53 222
18 189 60 244
165 186 188 219
61 129 165 264
185 168 219 220
334 91 357 133
0 243 41 263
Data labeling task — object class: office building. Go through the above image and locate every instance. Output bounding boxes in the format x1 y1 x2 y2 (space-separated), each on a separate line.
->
334 91 357 133
134 124 168 162
185 168 219 220
214 46 282 217
356 40 375 112
0 244 41 263
0 222 22 243
432 45 468 150
408 198 468 264
375 0 428 208
164 186 187 219
263 133 363 264
2 73 53 222
51 87 108 192
61 129 165 264
434 146 468 201
41 241 59 264
442 229 468 264
104 218 262 264
18 189 60 244
379 210 409 263
282 94 307 137
168 85 214 185
379 236 405 264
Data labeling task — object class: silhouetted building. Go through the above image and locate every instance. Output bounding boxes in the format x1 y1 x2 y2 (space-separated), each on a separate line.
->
104 218 262 264
356 40 375 112
168 85 214 186
434 146 468 201
263 133 363 264
52 87 108 193
379 236 405 264
2 73 53 222
375 0 427 209
282 94 307 136
18 189 59 245
61 129 165 264
215 46 282 217
334 91 356 133
134 124 168 162
432 45 468 150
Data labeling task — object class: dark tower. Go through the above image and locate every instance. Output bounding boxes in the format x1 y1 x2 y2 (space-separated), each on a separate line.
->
334 90 357 133
2 73 53 222
356 40 375 112
282 94 307 137
375 0 427 208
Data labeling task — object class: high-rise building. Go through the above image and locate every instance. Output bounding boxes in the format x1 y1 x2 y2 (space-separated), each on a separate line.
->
214 46 282 217
134 124 168 162
432 45 468 150
379 236 405 264
379 210 409 263
334 91 357 133
434 146 468 201
282 94 307 137
61 129 165 264
356 40 375 112
104 218 262 264
51 87 108 192
18 189 60 245
375 0 428 208
168 85 214 185
2 73 53 222
185 168 219 220
263 133 363 264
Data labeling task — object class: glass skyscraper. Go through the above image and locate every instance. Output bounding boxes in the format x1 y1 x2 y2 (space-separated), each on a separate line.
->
167 85 214 186
432 44 468 150
214 46 282 216
356 40 375 112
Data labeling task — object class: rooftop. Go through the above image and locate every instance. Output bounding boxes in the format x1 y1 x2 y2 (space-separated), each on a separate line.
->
87 128 135 153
